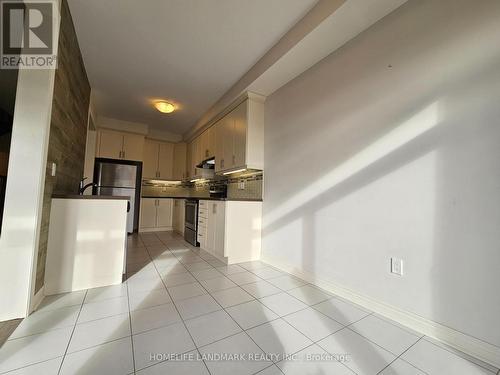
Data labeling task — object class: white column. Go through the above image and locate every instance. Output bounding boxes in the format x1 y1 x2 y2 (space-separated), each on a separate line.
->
0 0 61 320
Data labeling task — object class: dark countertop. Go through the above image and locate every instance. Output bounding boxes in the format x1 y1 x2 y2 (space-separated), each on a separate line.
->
141 196 262 202
53 194 130 200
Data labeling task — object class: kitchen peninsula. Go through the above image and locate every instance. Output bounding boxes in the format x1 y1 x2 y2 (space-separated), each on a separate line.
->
44 195 129 295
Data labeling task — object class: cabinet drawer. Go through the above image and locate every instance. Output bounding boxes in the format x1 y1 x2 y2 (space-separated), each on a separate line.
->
199 200 208 208
198 217 207 226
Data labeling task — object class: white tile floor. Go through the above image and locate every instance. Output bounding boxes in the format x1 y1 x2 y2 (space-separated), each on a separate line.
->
0 231 498 375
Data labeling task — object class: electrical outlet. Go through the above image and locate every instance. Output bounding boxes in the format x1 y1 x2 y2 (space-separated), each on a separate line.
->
51 162 57 176
391 257 404 276
238 181 245 190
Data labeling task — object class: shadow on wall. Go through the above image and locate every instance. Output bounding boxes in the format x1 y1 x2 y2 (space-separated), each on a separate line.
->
262 0 500 352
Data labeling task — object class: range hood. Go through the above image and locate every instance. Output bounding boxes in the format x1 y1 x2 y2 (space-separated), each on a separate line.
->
191 158 215 181
196 158 215 169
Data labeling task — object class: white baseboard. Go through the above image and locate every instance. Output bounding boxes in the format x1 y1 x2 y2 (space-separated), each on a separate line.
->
139 226 173 233
29 286 45 314
261 255 500 369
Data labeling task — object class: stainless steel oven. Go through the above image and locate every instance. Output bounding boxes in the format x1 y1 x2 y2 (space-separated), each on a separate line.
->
184 199 199 246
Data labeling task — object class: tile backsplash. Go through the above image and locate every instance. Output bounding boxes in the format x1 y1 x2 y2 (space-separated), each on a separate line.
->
142 172 263 201
227 174 262 200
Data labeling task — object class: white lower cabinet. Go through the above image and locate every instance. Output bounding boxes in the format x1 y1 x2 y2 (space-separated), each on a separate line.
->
198 200 262 264
172 199 185 235
140 198 173 232
198 200 225 258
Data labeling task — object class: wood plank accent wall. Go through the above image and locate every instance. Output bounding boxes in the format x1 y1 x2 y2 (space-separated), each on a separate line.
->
35 0 91 293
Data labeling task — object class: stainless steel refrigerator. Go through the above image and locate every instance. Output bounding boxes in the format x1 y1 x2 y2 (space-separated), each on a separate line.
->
93 159 142 233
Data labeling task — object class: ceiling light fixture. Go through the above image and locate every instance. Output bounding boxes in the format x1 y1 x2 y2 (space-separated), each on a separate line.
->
154 101 175 114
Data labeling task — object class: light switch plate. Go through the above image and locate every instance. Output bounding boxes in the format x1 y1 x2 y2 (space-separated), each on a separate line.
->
391 257 404 276
51 162 57 176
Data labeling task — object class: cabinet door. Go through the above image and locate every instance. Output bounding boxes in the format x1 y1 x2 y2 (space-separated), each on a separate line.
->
143 139 159 179
207 126 216 159
186 142 192 179
205 202 216 254
198 131 209 161
157 198 173 228
177 199 185 233
222 113 234 170
190 138 199 177
172 199 180 232
158 142 174 180
213 201 226 257
232 101 247 168
98 129 123 159
173 142 187 180
140 199 157 229
123 133 145 161
214 119 225 173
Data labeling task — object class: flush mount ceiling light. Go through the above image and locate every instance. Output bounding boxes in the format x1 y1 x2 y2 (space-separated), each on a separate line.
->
154 101 175 114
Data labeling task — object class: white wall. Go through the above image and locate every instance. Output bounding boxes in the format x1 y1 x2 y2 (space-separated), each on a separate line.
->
263 0 500 354
0 68 57 319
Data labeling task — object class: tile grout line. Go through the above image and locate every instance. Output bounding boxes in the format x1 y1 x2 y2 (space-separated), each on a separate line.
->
141 236 360 369
375 336 429 375
1 356 65 374
139 233 500 375
251 311 374 373
308 314 376 375
160 236 287 374
170 244 357 374
157 235 248 375
252 258 500 374
125 248 153 374
145 234 214 375
420 337 499 374
180 257 279 374
144 237 387 373
101 237 359 371
56 289 88 375
245 261 433 373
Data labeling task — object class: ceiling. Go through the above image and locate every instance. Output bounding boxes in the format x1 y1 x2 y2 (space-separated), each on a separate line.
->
68 0 318 135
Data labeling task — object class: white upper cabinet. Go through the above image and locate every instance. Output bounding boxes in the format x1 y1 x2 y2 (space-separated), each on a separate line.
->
214 95 264 173
188 137 199 179
198 127 215 161
122 133 145 161
142 139 174 180
173 142 187 180
97 129 123 159
158 142 174 179
142 139 159 179
186 93 265 177
96 129 145 161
